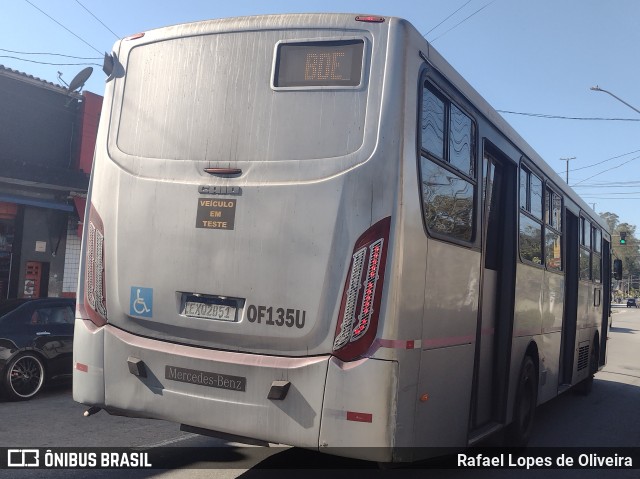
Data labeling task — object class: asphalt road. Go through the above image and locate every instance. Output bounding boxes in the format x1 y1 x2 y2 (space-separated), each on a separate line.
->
1 306 639 478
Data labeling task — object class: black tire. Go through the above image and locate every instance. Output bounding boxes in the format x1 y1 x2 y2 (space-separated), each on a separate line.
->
507 355 538 447
3 353 45 401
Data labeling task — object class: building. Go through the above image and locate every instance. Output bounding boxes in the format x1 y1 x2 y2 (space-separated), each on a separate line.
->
0 65 102 299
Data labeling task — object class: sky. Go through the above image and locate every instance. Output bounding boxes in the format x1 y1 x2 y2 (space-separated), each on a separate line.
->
2 0 639 229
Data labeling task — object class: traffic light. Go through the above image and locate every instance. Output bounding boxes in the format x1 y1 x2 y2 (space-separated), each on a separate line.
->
620 232 627 245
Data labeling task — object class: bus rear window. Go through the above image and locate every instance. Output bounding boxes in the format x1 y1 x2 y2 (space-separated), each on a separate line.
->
115 31 368 163
274 40 364 88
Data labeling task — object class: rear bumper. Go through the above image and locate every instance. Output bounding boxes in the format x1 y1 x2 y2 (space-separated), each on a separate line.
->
73 319 397 459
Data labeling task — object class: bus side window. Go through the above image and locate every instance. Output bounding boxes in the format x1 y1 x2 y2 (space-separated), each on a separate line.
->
519 165 543 265
579 217 592 280
544 188 563 271
419 81 476 243
592 226 601 283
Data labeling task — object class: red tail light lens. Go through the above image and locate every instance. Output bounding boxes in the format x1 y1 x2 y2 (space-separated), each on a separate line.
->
84 205 108 326
333 217 391 361
125 32 145 41
355 16 385 23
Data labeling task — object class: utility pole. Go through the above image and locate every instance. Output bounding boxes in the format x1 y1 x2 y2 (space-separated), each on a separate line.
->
560 157 576 184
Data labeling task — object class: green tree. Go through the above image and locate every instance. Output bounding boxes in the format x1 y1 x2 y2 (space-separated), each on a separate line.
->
615 222 640 276
599 212 619 233
601 212 640 295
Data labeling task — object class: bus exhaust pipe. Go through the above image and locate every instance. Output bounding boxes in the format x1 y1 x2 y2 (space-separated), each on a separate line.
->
83 406 102 417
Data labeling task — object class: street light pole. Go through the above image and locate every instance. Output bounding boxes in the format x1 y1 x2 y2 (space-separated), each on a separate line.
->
560 157 576 184
590 86 640 115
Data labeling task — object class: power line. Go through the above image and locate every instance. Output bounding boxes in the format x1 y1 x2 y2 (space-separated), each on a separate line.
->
581 191 640 195
74 0 120 40
423 0 474 37
571 154 640 187
498 110 640 122
0 48 101 60
0 55 101 67
430 0 498 43
574 183 640 188
22 0 102 56
553 148 640 177
570 149 640 172
578 197 640 200
574 181 640 188
553 148 640 176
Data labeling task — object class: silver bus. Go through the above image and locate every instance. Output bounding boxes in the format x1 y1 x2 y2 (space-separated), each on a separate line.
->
73 14 612 462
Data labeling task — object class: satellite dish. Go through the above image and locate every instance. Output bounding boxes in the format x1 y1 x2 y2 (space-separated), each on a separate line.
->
68 67 93 93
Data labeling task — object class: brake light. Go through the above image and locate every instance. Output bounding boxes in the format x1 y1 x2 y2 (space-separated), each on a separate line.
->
333 217 391 361
355 15 385 23
125 32 145 41
84 205 107 326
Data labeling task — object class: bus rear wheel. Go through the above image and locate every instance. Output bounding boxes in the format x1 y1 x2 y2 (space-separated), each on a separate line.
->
507 355 537 447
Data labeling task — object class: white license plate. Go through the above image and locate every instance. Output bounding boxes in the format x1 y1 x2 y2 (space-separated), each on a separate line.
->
184 301 236 321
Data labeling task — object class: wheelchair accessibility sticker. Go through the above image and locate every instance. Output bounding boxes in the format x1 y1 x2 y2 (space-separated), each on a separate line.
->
130 287 153 318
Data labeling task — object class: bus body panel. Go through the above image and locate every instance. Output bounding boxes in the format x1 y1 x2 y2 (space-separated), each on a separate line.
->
107 168 355 355
100 324 330 447
542 271 564 334
319 357 398 461
537 271 564 402
72 320 105 405
537 331 562 404
414 344 475 449
416 242 479 450
575 280 600 384
514 263 545 337
507 336 531 421
577 282 593 330
423 243 480 345
73 319 405 455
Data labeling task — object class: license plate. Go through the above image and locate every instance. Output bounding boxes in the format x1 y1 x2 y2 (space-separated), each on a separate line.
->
183 297 237 322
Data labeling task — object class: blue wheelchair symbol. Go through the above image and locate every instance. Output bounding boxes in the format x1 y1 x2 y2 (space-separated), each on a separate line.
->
130 287 153 318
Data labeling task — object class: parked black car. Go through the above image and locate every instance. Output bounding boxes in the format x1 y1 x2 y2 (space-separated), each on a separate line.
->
0 298 75 400
627 298 638 308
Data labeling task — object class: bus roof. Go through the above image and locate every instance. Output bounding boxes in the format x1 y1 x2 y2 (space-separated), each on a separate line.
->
115 12 608 233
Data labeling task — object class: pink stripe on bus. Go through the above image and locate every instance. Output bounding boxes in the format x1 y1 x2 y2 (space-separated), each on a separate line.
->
374 333 479 351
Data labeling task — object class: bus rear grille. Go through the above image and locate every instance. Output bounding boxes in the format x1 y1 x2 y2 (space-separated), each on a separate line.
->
577 345 590 371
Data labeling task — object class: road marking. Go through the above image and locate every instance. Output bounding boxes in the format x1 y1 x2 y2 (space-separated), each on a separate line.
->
140 433 274 449
141 433 199 448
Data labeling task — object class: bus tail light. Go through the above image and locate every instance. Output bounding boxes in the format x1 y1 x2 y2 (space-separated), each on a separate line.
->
84 205 108 326
333 217 391 361
355 16 385 23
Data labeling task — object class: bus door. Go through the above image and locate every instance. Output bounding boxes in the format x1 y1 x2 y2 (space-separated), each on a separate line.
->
560 210 579 385
471 147 517 431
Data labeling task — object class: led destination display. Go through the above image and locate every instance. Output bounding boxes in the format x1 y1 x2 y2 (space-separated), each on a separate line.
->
274 39 364 87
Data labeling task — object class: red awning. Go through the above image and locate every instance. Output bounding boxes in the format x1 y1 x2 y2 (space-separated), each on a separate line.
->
73 197 87 238
0 202 18 220
73 197 87 219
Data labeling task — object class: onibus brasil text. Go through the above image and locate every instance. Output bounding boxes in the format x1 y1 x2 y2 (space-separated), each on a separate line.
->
33 451 152 468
